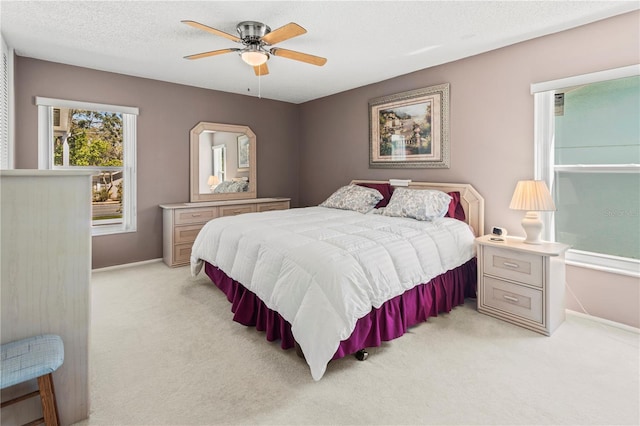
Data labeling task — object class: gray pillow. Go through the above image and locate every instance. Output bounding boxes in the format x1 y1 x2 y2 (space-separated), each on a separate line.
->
383 188 452 221
320 185 383 214
213 180 248 193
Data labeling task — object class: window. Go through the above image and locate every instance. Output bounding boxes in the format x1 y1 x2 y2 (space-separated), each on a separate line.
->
532 65 640 276
37 97 138 236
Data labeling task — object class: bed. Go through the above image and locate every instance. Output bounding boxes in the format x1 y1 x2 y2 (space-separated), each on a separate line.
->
191 180 484 380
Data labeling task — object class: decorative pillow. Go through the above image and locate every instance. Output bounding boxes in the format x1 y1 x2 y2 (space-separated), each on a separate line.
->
355 182 394 208
236 180 249 192
320 185 383 214
213 180 248 193
213 181 232 193
445 191 466 221
319 185 352 205
383 188 452 221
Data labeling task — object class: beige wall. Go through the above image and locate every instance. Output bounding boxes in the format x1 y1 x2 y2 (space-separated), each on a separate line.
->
298 11 640 327
14 58 300 268
565 265 639 327
12 12 639 326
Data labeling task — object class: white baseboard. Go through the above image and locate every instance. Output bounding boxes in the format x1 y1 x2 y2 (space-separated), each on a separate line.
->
92 258 163 273
566 309 640 334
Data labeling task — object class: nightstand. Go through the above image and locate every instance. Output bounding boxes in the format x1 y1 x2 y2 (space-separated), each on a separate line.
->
476 235 569 336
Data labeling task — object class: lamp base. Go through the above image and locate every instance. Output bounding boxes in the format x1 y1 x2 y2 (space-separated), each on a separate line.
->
521 211 544 244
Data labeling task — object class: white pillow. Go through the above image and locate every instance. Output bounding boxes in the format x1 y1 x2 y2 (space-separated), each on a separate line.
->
319 185 383 214
383 188 452 221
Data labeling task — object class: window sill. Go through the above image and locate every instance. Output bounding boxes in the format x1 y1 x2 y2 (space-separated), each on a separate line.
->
92 224 136 237
566 249 640 278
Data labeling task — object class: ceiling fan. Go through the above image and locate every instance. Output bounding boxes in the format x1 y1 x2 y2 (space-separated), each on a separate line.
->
182 20 327 76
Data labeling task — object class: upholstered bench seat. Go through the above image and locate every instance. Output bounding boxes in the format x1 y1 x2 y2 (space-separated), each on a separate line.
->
1 334 64 426
1 334 64 389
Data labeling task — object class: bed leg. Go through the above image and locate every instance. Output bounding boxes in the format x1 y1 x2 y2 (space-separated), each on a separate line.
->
354 349 368 361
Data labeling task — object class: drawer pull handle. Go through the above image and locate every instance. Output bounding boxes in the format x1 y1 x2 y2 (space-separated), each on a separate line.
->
191 213 201 217
503 295 519 303
503 261 519 269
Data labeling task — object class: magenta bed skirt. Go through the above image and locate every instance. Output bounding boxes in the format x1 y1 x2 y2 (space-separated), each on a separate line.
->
204 258 477 360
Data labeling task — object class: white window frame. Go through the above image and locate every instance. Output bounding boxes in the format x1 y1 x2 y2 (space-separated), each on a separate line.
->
531 64 640 277
0 34 15 170
36 97 138 236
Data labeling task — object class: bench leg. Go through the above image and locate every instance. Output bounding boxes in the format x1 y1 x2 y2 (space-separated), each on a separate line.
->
37 374 59 426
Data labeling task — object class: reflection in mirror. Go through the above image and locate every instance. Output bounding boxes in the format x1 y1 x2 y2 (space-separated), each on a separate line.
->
211 145 226 184
199 131 246 193
190 122 257 202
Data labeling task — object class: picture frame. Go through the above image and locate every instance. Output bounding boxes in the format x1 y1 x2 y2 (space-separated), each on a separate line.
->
237 134 250 170
369 83 450 168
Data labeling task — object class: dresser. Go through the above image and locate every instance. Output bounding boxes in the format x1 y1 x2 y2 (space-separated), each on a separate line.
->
160 198 291 267
476 235 569 336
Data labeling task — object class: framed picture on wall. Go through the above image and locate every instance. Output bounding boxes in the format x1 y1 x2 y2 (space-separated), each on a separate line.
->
237 134 249 170
369 83 450 168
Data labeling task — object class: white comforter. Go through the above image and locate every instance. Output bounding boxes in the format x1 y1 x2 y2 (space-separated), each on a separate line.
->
191 206 475 380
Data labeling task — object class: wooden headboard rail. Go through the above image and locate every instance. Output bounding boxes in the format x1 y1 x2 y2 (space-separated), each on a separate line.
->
350 180 485 237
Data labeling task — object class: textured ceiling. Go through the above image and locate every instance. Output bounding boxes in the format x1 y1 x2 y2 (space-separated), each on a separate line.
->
1 1 637 104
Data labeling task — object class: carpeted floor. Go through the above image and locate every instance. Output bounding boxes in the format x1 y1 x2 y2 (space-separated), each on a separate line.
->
75 261 639 425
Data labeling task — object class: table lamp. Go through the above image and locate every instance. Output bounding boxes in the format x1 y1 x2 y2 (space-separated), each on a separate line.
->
207 175 220 191
509 180 556 244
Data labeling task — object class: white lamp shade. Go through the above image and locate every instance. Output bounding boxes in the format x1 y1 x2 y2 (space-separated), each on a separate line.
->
207 175 220 186
509 180 556 211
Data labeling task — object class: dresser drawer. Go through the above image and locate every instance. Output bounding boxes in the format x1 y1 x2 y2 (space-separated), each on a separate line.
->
173 243 192 265
257 201 290 212
483 246 543 287
174 224 204 244
174 207 217 225
482 276 543 324
219 204 256 217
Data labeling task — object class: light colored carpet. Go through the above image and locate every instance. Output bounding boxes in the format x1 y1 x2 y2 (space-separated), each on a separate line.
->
75 261 639 425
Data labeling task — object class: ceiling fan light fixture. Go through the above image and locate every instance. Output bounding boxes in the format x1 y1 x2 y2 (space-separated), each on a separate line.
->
241 50 268 66
183 20 326 75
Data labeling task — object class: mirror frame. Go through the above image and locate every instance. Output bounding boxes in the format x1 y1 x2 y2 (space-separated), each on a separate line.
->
189 122 257 202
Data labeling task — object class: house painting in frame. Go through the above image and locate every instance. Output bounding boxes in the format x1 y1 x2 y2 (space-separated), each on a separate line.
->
369 83 450 168
237 134 250 170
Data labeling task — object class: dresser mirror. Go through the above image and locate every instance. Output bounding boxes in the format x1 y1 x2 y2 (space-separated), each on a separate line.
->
190 122 257 202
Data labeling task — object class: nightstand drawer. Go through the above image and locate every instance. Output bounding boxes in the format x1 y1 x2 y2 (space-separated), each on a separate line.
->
483 246 543 287
219 204 256 217
482 276 543 323
175 207 217 225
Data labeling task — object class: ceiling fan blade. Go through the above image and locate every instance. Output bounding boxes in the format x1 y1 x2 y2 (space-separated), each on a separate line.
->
253 63 269 76
261 22 306 45
181 20 241 43
271 48 327 66
184 48 238 60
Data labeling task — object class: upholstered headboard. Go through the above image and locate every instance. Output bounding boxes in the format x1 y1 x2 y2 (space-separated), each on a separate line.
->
350 180 485 237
